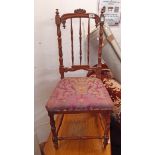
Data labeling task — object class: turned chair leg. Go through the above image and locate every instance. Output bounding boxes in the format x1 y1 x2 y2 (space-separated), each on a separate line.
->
48 112 58 149
102 111 111 148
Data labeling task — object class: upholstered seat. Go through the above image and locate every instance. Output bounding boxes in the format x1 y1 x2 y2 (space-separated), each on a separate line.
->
46 77 113 112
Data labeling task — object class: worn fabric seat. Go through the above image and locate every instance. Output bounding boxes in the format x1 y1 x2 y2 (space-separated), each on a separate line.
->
46 77 113 112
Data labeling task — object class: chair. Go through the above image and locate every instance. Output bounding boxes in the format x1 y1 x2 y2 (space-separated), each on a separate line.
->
46 7 113 149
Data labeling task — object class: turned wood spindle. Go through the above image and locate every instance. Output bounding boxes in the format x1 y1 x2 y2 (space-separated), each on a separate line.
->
70 18 74 65
48 113 58 149
55 9 64 79
102 111 111 148
96 7 105 79
79 18 82 65
87 18 90 65
98 7 105 66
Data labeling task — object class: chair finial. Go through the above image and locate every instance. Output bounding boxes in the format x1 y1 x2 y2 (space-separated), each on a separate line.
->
56 9 59 15
100 6 106 23
101 6 106 14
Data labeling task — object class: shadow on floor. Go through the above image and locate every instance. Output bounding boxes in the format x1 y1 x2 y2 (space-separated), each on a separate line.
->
110 118 121 155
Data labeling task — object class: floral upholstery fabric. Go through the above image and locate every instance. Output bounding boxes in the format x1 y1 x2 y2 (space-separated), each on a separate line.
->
87 64 121 124
46 77 113 112
102 78 121 124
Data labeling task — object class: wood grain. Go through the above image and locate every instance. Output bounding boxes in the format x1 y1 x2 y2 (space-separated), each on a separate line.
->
44 113 111 155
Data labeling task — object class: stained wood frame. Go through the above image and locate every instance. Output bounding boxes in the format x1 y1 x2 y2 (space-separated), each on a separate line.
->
48 7 112 149
55 8 105 79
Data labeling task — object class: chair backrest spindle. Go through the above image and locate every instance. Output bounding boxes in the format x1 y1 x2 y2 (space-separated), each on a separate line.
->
87 18 90 65
70 18 74 65
79 18 82 65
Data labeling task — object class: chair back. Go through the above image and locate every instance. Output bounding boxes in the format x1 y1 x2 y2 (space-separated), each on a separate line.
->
55 7 105 79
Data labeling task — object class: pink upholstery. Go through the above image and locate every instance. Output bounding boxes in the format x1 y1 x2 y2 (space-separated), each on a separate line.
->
46 77 113 112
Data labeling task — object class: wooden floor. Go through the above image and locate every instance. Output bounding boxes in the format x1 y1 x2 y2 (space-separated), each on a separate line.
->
44 113 111 155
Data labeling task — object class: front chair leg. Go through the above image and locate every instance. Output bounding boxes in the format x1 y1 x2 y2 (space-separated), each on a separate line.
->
102 111 111 148
48 112 58 149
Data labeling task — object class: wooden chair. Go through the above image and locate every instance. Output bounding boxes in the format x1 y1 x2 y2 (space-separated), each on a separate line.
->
46 7 113 149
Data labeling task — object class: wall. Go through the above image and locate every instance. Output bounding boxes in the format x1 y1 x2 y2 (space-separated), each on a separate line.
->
34 0 121 143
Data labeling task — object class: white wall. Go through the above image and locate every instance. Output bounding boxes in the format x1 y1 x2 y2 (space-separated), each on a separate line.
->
34 0 121 143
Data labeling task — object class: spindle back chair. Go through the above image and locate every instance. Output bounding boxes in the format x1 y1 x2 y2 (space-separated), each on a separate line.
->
55 8 105 79
46 7 113 150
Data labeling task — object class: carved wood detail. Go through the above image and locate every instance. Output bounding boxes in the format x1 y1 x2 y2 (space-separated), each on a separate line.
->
96 7 105 79
55 9 64 79
62 20 66 29
74 8 86 14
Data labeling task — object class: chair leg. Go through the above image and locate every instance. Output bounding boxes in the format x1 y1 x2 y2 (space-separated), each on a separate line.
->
102 111 111 148
48 112 58 149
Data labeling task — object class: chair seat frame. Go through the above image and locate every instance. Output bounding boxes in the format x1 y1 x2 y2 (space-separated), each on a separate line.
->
48 110 111 149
